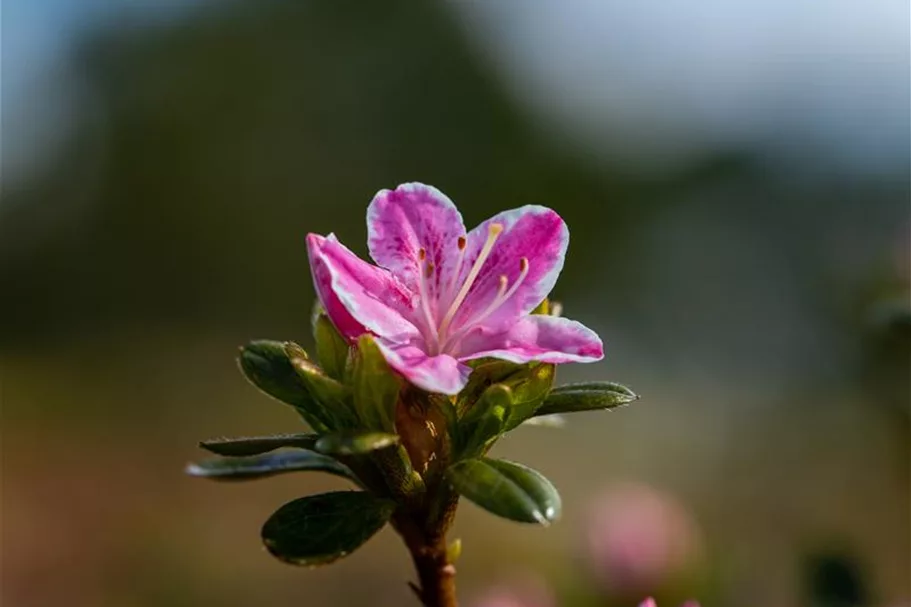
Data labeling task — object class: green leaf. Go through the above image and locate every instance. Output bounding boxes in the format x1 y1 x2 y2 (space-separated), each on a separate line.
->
238 340 330 432
261 491 395 566
199 433 318 456
457 384 510 457
312 308 350 381
500 363 556 431
186 451 355 482
285 342 356 429
458 359 524 415
315 431 399 455
534 381 639 416
448 458 561 525
350 335 401 432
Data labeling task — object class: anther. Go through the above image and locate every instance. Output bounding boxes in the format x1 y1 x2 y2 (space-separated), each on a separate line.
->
418 248 426 261
496 275 508 296
457 236 466 250
425 262 434 278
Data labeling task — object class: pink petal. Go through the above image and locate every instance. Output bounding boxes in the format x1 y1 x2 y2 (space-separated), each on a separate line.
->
307 233 419 341
374 338 471 395
307 234 368 340
639 600 658 607
457 315 603 364
367 183 466 304
451 206 568 334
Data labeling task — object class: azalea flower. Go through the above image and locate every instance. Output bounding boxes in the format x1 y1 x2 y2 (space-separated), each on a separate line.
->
306 183 603 395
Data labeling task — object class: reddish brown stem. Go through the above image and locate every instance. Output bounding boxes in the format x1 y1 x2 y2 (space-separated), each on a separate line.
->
406 534 457 607
394 492 460 607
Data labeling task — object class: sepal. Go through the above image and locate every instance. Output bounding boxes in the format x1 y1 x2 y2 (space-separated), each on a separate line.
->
350 335 401 432
312 306 350 381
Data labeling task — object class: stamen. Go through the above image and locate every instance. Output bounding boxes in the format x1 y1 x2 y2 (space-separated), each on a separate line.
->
444 235 468 303
444 257 530 350
496 257 530 309
425 262 434 278
418 248 426 261
438 223 503 339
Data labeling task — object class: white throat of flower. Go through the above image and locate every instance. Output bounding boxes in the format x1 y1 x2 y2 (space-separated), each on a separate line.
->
415 223 530 356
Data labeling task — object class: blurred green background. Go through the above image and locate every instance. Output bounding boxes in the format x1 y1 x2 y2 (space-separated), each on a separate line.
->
2 1 908 606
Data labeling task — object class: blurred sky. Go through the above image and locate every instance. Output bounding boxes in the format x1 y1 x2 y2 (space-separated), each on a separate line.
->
4 0 908 185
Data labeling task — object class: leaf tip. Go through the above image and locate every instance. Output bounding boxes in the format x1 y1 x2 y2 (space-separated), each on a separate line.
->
184 462 205 477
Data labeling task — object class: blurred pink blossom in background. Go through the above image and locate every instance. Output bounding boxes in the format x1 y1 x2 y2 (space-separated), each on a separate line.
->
639 598 700 607
584 484 703 594
470 575 555 607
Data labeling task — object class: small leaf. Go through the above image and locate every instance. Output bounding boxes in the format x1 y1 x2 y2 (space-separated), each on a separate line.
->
261 491 395 566
285 342 356 428
535 381 639 416
502 363 556 431
312 309 350 381
448 458 561 525
315 431 399 455
350 335 401 432
457 359 524 415
186 451 355 482
238 340 331 432
199 433 318 456
457 384 510 457
446 538 462 563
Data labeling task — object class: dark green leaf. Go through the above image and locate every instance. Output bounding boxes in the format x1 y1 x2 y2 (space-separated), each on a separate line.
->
350 335 400 432
238 340 330 432
199 433 318 456
315 431 399 455
186 451 355 482
312 309 350 381
448 457 561 525
535 381 639 416
261 491 395 566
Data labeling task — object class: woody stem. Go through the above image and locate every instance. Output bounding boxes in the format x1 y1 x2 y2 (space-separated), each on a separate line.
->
394 490 460 607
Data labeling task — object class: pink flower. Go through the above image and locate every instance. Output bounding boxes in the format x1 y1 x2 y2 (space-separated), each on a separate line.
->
307 183 603 395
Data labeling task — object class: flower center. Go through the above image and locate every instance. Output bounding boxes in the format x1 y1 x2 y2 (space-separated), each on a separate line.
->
414 223 530 356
